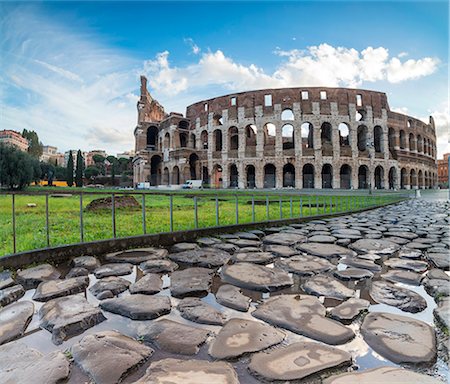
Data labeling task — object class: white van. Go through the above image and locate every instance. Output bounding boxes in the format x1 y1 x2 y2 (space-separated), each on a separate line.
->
182 180 203 189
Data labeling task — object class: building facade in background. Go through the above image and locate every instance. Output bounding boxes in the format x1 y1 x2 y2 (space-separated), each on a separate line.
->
0 130 29 152
437 153 449 187
133 76 438 189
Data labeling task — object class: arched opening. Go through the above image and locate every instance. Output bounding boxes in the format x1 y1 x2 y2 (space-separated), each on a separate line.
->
201 130 208 150
388 167 396 189
246 165 256 188
340 164 352 189
146 126 159 150
283 163 295 188
374 126 383 153
159 138 162 152
229 126 239 151
301 122 314 152
409 133 415 152
212 165 223 188
302 164 314 188
356 110 366 121
245 124 257 156
399 130 406 150
213 114 223 126
202 166 209 185
424 171 428 189
410 169 417 188
338 123 350 148
418 170 424 188
322 164 333 189
281 108 294 120
424 139 428 155
178 120 189 130
263 123 276 155
164 132 170 149
400 168 407 189
388 128 395 152
190 133 196 149
150 155 162 186
282 124 294 151
321 122 332 155
189 153 199 180
214 129 223 152
229 164 238 188
357 125 368 151
358 165 369 189
375 165 384 189
179 132 188 148
264 164 276 188
417 135 423 153
163 167 169 186
172 166 180 185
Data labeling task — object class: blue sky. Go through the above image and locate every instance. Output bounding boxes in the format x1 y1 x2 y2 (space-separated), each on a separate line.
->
1 1 448 156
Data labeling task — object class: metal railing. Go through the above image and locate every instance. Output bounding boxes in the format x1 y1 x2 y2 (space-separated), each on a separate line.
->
0 189 407 256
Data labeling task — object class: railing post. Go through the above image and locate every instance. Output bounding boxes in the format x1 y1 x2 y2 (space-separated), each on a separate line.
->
45 194 50 247
251 195 255 222
279 195 283 219
309 196 312 216
111 193 116 238
215 195 219 226
79 193 84 242
266 195 269 220
289 196 293 218
315 195 319 216
194 196 198 228
300 196 303 218
235 195 239 224
329 196 332 214
170 194 174 232
12 194 16 254
142 194 146 234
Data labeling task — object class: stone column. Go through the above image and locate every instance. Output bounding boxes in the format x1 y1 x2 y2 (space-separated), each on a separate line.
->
315 161 322 189
238 162 245 189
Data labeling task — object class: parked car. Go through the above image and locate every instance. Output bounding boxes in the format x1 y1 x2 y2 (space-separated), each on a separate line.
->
182 180 203 189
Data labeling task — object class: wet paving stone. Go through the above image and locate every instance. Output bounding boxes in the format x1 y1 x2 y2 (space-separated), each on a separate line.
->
139 259 179 274
71 255 100 271
0 284 25 306
129 273 162 295
105 247 168 264
297 242 356 259
303 274 355 300
275 255 334 276
177 297 227 325
100 294 171 320
170 267 214 298
15 264 60 289
215 284 251 312
93 263 133 278
32 276 89 302
0 301 34 345
168 248 230 268
328 298 370 323
89 276 130 299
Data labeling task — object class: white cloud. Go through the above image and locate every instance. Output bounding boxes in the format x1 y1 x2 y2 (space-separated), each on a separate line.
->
424 102 450 158
387 57 439 83
184 38 200 55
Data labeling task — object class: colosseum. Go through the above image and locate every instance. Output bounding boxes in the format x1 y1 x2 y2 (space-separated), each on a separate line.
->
133 76 437 190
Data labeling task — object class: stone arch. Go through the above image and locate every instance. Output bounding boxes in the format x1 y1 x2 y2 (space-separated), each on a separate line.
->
410 169 417 188
179 132 188 148
178 120 189 130
189 153 199 180
150 155 162 186
388 128 395 152
400 168 407 189
302 164 314 188
229 164 238 188
229 126 239 151
146 126 158 150
190 133 196 149
164 132 170 149
418 170 424 188
322 164 333 189
321 122 332 155
340 164 352 189
417 135 423 153
214 129 223 152
212 164 223 188
374 126 383 153
202 166 209 185
245 124 257 156
172 166 180 185
409 133 415 152
246 165 256 188
375 165 384 189
264 163 276 188
282 124 294 151
162 167 169 186
283 163 295 187
388 167 396 189
357 125 368 151
338 123 350 153
301 122 314 150
358 165 369 189
263 123 276 153
281 108 294 120
213 113 223 126
399 130 406 150
201 130 208 150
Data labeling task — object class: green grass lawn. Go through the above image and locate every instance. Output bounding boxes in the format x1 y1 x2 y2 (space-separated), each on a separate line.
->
0 188 405 256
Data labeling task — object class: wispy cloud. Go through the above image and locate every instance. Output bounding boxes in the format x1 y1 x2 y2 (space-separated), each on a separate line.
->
184 38 201 55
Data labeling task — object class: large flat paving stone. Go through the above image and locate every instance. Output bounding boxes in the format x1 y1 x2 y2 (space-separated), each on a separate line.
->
323 366 443 384
134 358 239 384
369 280 427 313
71 255 100 271
275 255 334 276
328 298 370 323
216 284 251 312
100 294 171 320
303 275 355 300
170 267 214 298
221 262 293 292
105 247 168 264
361 312 436 364
384 258 428 273
39 295 106 344
0 301 34 345
263 244 298 257
334 268 373 281
129 273 162 295
0 285 25 306
426 253 450 270
208 318 285 359
263 232 307 246
170 242 200 253
177 297 227 325
89 276 130 299
340 257 382 272
0 342 70 384
381 270 423 285
139 319 210 355
232 252 275 264
434 297 450 330
94 263 133 278
252 295 355 345
71 330 153 384
139 259 179 274
385 231 419 240
168 248 230 268
15 264 60 289
0 271 16 290
296 243 356 259
32 276 89 302
349 238 400 255
248 341 352 381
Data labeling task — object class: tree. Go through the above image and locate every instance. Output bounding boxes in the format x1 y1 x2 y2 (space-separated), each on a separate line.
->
85 166 100 180
40 162 55 186
54 166 66 181
66 151 74 187
92 154 106 175
0 143 34 190
111 161 116 186
22 129 43 159
75 149 84 187
32 159 42 184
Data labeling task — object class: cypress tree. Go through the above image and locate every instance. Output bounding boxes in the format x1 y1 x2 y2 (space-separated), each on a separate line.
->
66 151 74 187
111 161 116 186
75 150 84 187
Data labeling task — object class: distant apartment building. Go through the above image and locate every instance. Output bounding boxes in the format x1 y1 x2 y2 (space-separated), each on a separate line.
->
438 153 449 187
40 145 58 163
85 150 107 167
0 130 29 152
64 150 88 167
116 150 135 159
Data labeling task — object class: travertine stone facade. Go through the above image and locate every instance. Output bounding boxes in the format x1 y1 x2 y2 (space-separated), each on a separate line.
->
133 77 437 190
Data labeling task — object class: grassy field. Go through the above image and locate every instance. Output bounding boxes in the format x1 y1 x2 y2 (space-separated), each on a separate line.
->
0 187 405 256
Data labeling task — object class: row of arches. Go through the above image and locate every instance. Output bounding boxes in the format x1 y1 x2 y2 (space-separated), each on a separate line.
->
394 129 435 157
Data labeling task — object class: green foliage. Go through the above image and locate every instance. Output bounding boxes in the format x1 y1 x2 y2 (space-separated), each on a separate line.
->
75 150 84 188
66 151 74 187
106 155 117 165
0 143 35 190
22 129 43 159
111 162 116 186
40 162 55 185
32 159 42 184
54 166 66 181
92 154 105 164
85 166 100 179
